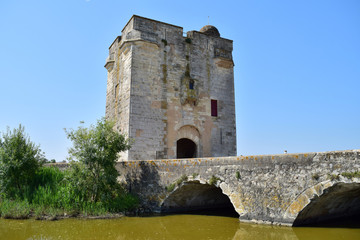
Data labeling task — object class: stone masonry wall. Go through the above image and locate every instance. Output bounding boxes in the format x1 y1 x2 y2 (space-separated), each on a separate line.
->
105 15 236 161
116 149 360 225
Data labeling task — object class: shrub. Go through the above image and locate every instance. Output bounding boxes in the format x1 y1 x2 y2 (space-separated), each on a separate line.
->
0 125 45 199
65 118 131 203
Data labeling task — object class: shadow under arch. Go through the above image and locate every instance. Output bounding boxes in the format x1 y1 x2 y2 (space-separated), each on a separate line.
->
290 182 360 227
160 180 239 218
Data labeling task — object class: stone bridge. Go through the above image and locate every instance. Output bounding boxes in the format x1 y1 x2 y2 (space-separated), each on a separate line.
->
116 150 360 226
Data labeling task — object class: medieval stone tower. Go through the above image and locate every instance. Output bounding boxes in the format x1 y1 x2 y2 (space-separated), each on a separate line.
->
105 15 236 161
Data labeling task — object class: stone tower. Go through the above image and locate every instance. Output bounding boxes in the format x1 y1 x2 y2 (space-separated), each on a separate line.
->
105 15 236 161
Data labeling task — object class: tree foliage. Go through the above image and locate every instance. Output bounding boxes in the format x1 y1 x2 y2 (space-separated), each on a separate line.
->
0 125 45 198
65 118 131 202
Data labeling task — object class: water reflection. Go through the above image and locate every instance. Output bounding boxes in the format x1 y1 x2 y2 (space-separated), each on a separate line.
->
0 215 359 240
233 223 298 240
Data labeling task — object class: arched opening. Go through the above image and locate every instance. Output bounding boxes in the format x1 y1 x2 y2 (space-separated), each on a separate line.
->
161 181 239 218
176 138 197 159
293 183 360 227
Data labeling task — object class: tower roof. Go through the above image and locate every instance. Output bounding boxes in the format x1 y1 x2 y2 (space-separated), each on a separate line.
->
199 25 220 37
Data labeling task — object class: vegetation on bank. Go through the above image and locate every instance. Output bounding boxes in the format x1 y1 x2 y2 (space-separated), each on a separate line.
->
0 119 138 220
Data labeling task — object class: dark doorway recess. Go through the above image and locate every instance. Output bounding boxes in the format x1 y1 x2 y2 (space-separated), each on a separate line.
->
293 183 360 228
176 138 197 159
161 181 239 218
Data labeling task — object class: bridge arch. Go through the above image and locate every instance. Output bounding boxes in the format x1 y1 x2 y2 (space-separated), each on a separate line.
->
160 178 240 217
284 181 360 227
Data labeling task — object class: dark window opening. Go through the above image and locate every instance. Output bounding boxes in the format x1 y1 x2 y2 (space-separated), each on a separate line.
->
211 99 218 117
189 79 194 89
115 83 119 99
177 138 196 159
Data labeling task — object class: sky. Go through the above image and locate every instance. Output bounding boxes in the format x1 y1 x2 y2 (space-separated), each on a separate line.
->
0 0 359 161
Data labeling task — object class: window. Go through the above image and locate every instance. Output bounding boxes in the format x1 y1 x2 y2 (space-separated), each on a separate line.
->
114 84 119 99
211 99 218 117
189 79 194 89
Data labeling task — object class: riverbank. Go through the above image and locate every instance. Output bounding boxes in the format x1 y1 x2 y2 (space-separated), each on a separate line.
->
0 164 139 221
0 197 138 221
0 201 121 221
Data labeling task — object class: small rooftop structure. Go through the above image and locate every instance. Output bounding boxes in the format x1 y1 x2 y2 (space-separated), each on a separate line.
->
199 25 220 37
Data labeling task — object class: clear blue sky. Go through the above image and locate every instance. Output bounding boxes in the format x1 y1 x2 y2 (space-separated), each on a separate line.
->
0 0 359 161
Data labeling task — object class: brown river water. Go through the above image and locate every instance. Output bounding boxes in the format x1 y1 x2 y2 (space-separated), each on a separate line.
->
0 215 359 240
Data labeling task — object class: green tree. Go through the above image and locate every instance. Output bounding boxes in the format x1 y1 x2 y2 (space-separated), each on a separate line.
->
0 125 45 198
65 118 131 202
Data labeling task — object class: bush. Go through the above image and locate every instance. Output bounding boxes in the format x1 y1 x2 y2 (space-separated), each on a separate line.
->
0 120 138 218
0 125 45 199
65 118 131 203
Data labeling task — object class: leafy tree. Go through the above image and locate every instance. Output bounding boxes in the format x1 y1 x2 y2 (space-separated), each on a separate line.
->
0 125 45 198
65 118 131 202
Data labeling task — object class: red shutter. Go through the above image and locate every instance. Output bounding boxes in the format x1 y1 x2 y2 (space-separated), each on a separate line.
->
211 99 218 117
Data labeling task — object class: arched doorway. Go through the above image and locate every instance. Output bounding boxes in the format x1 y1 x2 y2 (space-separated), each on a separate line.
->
161 181 239 217
176 138 197 159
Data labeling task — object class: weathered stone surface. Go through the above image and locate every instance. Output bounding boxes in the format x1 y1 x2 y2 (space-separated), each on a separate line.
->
105 15 236 161
116 149 360 226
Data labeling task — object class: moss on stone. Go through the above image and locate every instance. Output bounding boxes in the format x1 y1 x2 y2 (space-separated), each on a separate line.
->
235 171 241 180
327 173 340 181
208 175 220 185
341 171 360 179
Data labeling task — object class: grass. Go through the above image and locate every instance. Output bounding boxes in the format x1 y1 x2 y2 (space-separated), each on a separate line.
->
0 166 139 220
166 183 176 192
0 199 30 219
166 175 189 192
327 173 340 181
176 175 188 186
235 171 241 180
208 176 221 186
341 171 360 179
0 195 138 220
